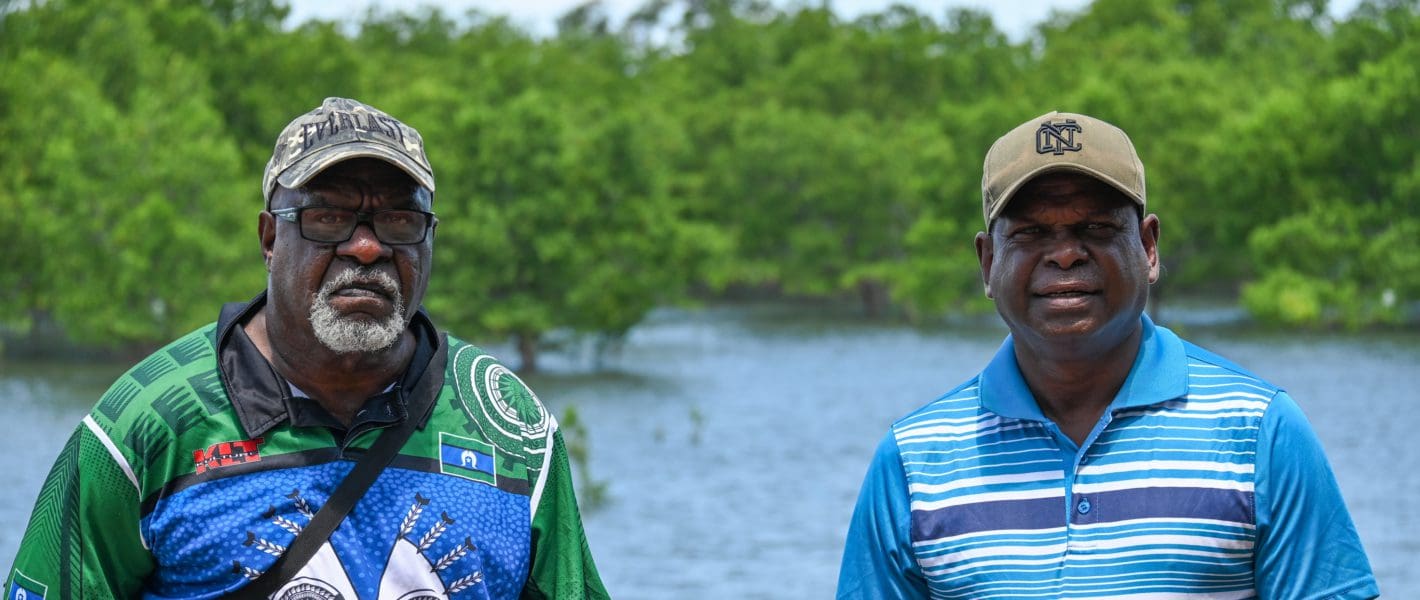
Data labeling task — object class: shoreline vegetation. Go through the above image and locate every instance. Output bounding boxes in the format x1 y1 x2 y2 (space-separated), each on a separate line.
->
3 0 1418 370
3 294 1415 367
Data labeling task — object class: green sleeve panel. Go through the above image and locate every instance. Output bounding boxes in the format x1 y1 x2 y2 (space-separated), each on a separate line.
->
6 422 155 599
522 428 609 600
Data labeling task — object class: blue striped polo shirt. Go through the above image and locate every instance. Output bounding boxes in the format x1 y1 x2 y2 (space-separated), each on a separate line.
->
838 315 1378 599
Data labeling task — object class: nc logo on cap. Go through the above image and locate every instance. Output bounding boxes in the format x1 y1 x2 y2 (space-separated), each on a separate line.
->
1036 119 1083 155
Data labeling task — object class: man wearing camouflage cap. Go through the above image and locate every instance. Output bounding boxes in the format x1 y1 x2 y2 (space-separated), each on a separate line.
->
6 98 609 599
837 111 1377 598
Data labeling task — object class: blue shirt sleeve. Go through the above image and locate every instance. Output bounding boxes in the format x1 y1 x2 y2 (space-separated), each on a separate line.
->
837 431 928 600
1254 391 1379 599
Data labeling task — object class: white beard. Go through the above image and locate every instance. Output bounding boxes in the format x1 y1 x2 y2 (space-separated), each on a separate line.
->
308 267 406 353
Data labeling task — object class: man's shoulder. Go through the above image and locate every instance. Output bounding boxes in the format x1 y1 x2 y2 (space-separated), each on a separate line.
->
1177 336 1283 396
82 322 238 493
442 337 530 397
440 336 555 444
89 323 226 429
891 374 986 431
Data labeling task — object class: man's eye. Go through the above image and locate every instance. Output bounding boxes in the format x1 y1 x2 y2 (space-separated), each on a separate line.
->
306 210 351 225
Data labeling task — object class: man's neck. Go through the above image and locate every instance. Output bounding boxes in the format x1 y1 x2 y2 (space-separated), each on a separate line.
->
1013 326 1142 447
243 308 415 426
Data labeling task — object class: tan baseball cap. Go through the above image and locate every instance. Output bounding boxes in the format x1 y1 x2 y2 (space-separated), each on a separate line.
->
981 111 1145 225
262 97 435 206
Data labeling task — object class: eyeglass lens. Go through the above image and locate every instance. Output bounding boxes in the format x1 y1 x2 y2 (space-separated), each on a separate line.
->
300 207 430 244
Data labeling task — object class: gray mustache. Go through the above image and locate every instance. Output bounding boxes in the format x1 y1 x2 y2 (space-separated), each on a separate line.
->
322 267 400 300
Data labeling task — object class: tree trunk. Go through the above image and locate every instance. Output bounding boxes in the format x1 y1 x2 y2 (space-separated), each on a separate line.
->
516 331 538 374
859 279 889 319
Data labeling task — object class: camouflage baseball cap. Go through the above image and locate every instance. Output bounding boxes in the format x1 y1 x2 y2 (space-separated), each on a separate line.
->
981 111 1145 225
262 97 435 205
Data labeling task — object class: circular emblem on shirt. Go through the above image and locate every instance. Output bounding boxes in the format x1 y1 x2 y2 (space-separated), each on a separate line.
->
451 346 549 446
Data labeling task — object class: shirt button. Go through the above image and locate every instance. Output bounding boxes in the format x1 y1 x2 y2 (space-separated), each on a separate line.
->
1077 498 1092 515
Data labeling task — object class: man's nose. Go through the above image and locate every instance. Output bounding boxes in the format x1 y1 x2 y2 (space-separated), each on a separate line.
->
1044 232 1089 269
336 224 392 264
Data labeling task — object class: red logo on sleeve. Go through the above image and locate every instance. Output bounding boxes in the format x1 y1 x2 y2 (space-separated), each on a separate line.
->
193 437 265 474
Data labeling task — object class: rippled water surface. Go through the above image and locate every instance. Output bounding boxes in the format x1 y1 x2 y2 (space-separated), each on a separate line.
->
2 305 1415 597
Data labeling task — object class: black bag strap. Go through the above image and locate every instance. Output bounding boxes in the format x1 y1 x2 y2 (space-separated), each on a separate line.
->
232 334 447 599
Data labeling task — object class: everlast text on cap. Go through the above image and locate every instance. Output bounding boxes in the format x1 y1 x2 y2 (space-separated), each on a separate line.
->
980 111 1145 225
262 97 436 206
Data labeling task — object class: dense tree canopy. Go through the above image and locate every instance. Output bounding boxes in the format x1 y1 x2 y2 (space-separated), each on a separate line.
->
2 0 1417 366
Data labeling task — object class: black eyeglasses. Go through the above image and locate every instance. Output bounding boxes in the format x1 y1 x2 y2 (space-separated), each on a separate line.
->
270 206 435 245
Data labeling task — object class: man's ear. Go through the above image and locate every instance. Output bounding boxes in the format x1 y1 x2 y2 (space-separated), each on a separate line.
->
1141 213 1161 284
975 229 994 298
259 210 276 271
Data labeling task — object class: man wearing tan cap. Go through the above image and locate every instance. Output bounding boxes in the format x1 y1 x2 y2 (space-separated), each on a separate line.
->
6 98 609 599
837 112 1377 598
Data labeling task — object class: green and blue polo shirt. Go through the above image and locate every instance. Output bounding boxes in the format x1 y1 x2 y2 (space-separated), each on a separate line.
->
5 294 607 599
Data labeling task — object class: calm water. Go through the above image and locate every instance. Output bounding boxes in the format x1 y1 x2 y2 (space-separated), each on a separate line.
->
1 305 1416 597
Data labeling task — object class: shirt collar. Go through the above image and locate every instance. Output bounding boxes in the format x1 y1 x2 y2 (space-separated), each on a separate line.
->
216 290 439 438
979 313 1189 420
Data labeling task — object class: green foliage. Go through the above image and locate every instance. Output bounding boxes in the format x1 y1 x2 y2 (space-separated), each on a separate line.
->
3 0 1418 360
1212 24 1420 325
425 89 722 345
1244 202 1417 328
558 403 608 510
1 0 259 351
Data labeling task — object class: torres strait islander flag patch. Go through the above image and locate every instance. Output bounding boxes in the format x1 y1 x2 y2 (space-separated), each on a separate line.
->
7 570 47 600
439 432 497 485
